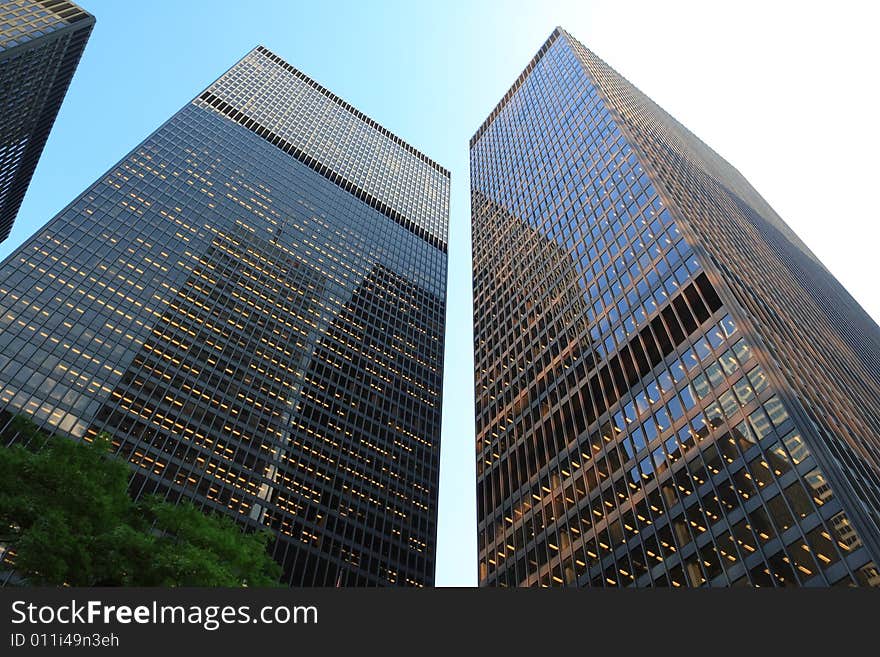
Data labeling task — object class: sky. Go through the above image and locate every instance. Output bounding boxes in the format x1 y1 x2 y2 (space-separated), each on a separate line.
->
1 0 878 587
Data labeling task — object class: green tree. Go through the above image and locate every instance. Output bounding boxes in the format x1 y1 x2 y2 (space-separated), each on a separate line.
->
0 416 281 586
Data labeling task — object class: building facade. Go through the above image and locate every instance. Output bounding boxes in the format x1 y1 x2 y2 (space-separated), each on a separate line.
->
0 45 449 586
0 0 94 242
471 27 880 586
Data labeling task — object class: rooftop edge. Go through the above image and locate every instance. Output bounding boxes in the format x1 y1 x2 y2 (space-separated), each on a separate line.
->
470 27 564 148
254 45 450 179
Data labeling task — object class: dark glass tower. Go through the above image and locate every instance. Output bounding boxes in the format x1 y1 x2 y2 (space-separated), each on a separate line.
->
471 27 880 587
0 0 94 242
0 46 449 586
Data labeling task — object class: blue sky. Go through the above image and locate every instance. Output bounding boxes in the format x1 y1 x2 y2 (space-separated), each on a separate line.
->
1 1 877 586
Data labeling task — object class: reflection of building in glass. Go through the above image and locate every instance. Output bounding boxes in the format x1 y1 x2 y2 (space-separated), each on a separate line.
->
472 27 880 586
0 45 448 586
0 0 94 242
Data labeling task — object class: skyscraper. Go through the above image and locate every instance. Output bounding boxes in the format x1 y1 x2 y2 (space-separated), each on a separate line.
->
0 0 94 243
0 45 449 586
471 27 880 587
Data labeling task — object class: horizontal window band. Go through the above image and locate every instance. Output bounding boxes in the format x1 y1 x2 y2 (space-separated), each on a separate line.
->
477 272 724 512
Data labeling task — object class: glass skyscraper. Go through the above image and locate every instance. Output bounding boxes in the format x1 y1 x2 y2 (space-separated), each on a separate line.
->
471 27 880 587
0 45 449 586
0 0 94 242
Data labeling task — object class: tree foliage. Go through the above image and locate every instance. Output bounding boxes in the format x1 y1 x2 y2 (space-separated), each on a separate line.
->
0 417 281 586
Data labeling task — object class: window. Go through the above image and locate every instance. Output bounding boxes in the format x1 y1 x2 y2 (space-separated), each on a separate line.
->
764 396 790 428
748 408 773 441
783 481 814 520
766 493 795 532
804 469 832 506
